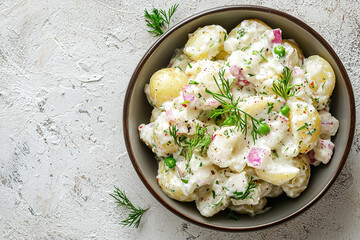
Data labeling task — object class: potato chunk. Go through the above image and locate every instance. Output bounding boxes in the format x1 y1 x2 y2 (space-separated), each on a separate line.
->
281 154 311 198
149 68 188 107
304 55 336 109
184 25 227 61
288 99 321 153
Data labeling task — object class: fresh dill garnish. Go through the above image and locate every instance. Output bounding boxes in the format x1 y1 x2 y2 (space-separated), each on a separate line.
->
230 176 257 200
174 66 183 71
260 54 268 62
297 122 309 131
110 187 149 228
144 4 179 36
183 124 212 168
180 100 190 105
213 197 224 206
205 70 268 143
271 66 298 100
188 80 198 85
168 123 212 168
169 125 181 146
237 28 246 37
267 102 274 114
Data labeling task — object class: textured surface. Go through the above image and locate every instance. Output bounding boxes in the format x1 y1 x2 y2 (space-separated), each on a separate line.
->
0 0 359 239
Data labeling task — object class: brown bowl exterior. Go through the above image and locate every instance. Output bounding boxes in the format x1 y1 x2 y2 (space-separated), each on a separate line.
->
123 5 355 231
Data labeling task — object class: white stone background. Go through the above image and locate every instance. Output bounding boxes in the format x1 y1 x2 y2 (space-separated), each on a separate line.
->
0 0 359 239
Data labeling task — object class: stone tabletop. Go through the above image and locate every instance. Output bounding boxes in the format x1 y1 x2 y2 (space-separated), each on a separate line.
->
0 0 359 239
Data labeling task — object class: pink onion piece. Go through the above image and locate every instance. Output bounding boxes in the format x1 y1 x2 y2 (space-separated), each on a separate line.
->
321 121 334 126
229 65 250 86
182 85 195 102
272 29 282 44
177 166 183 179
211 134 217 142
279 115 289 122
166 108 176 122
320 139 335 150
307 150 317 164
293 66 304 76
206 99 221 108
247 147 266 168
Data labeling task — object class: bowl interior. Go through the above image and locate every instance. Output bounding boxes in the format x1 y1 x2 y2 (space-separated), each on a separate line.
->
124 6 354 230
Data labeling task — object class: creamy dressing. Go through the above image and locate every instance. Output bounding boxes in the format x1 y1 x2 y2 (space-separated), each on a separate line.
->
138 19 339 218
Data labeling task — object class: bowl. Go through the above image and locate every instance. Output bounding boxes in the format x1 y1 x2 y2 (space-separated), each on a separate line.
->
123 5 355 231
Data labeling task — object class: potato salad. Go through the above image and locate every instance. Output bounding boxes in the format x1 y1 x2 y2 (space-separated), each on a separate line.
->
138 19 339 217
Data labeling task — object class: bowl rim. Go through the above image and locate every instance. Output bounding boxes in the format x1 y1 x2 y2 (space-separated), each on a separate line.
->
123 5 356 231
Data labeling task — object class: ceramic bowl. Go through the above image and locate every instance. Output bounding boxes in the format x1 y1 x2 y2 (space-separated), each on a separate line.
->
123 5 355 230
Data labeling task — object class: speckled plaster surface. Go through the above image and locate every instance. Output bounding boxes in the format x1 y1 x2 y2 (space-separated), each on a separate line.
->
0 0 359 239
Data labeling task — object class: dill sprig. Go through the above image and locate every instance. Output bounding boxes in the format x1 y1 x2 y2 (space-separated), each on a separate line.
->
271 66 298 100
183 124 212 166
144 4 179 36
168 123 212 168
230 176 257 200
169 125 181 146
205 70 263 143
110 187 149 228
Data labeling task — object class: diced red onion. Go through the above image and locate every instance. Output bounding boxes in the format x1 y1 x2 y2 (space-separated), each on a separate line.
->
272 29 282 44
293 66 304 76
229 65 250 86
321 121 334 126
307 150 317 164
182 85 195 102
206 99 221 108
247 147 266 168
211 134 217 142
320 139 334 150
166 108 176 122
177 166 183 179
279 115 289 122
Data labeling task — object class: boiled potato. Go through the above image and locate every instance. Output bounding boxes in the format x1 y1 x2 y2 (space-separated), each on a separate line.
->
266 184 284 198
247 19 272 30
230 180 271 206
304 55 336 109
168 48 192 72
195 184 230 217
224 19 271 53
184 25 227 61
149 68 188 107
153 113 180 155
238 96 284 117
228 197 268 217
282 39 304 66
255 159 300 186
215 50 230 60
288 99 321 153
157 160 197 202
281 154 310 198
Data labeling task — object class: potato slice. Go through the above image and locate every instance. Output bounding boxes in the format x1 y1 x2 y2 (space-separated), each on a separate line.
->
184 25 227 61
157 160 197 202
255 161 299 186
304 55 336 109
288 99 321 153
282 39 304 66
281 154 311 198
